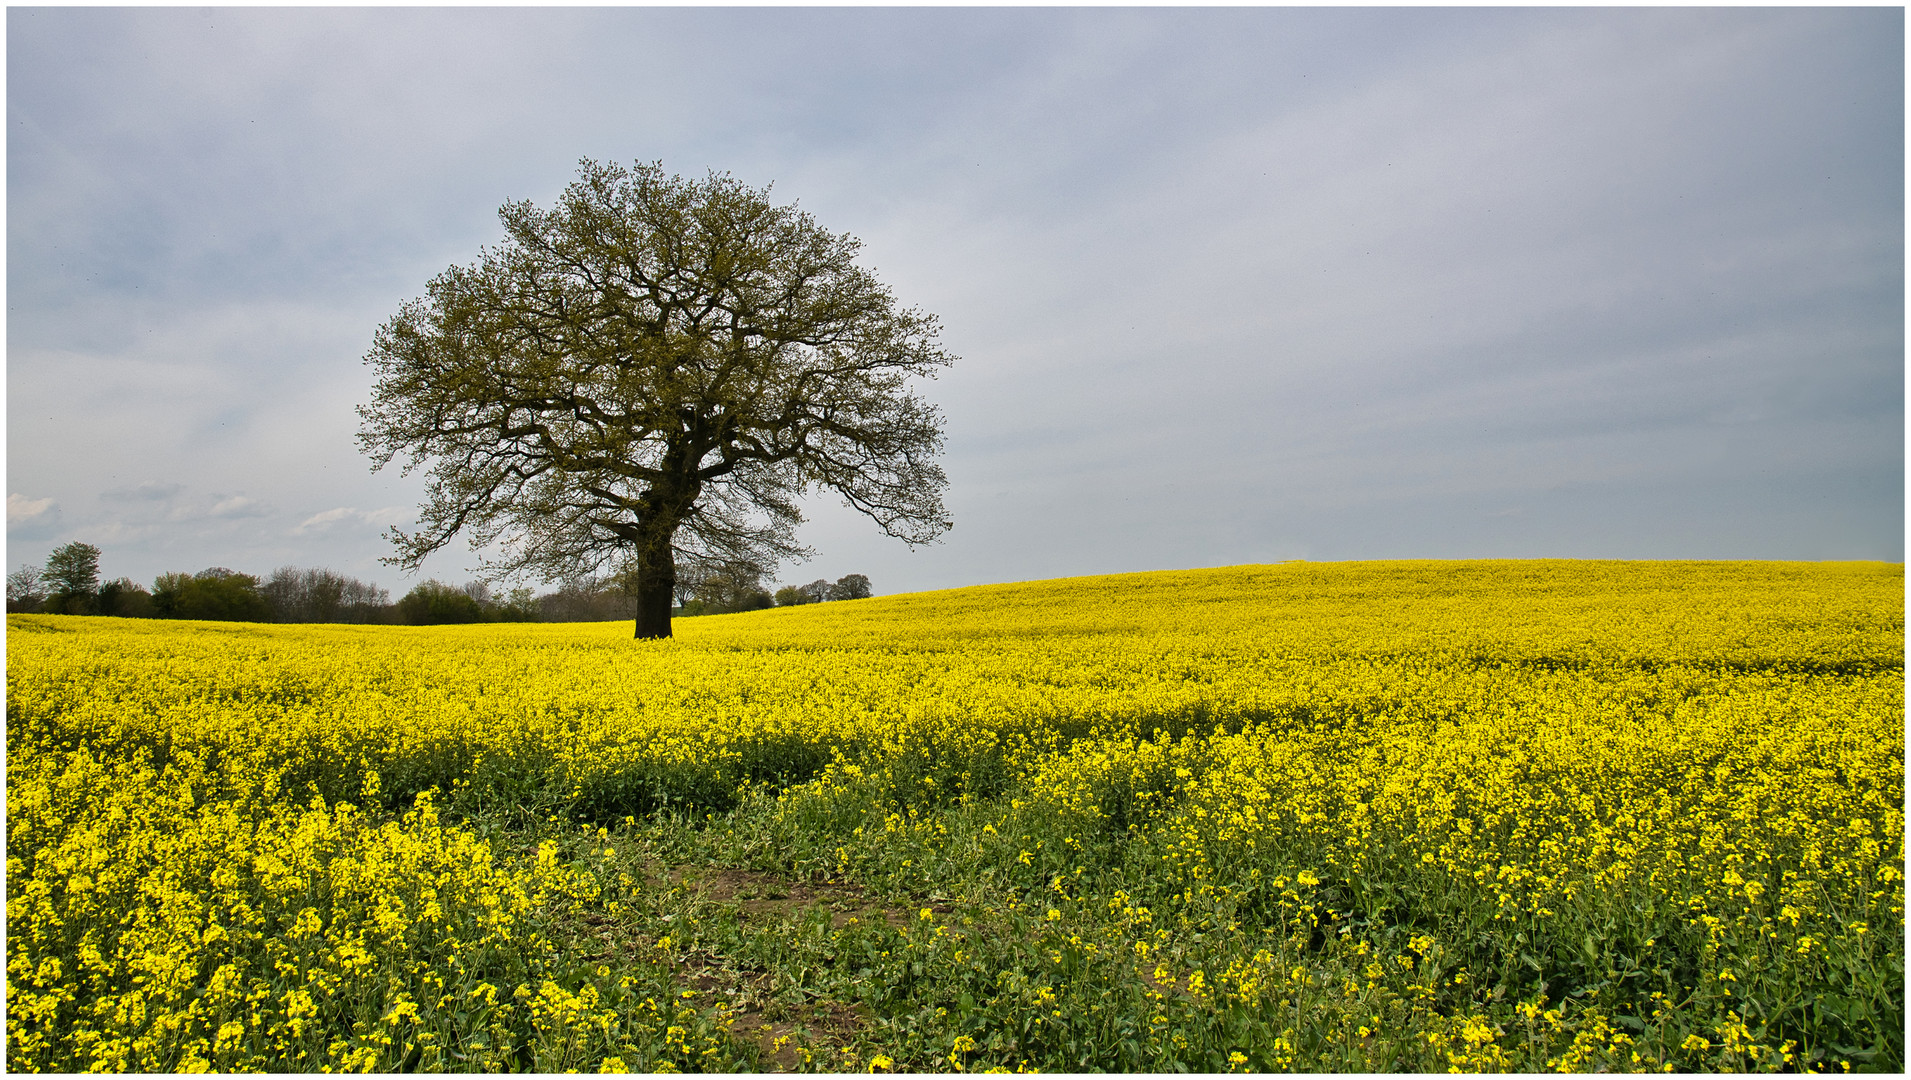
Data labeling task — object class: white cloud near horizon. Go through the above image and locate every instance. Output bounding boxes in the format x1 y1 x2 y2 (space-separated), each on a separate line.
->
208 495 268 520
8 493 56 527
296 506 409 535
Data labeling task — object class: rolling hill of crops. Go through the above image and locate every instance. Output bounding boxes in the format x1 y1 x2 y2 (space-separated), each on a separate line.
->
7 560 1903 1072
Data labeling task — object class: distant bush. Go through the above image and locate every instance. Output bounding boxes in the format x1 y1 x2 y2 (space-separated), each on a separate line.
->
678 562 773 616
829 573 873 600
396 580 487 625
152 569 272 622
97 578 154 619
490 585 540 623
772 574 872 608
7 547 869 627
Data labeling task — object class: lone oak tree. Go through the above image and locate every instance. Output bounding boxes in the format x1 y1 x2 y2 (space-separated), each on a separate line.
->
357 160 952 638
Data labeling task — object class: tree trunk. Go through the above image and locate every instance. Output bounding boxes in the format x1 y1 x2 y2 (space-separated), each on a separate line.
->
633 537 676 640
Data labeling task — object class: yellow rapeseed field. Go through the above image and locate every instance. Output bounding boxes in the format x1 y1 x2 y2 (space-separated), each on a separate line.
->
7 560 1902 1072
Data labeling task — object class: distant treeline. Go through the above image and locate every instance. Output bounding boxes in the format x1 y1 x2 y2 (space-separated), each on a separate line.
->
5 542 871 625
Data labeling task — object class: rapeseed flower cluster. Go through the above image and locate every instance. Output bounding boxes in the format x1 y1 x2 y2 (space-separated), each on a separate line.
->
8 560 1901 1071
8 735 736 1070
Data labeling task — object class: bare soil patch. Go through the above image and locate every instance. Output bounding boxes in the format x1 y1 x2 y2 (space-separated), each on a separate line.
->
666 864 952 928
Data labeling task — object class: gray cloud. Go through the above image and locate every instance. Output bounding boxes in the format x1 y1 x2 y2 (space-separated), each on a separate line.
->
7 8 1900 595
102 482 184 502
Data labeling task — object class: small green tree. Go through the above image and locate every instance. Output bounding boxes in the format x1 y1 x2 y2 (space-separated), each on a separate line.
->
773 584 813 607
492 586 540 622
43 541 102 614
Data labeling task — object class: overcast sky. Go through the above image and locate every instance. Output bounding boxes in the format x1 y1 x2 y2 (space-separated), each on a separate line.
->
7 7 1903 599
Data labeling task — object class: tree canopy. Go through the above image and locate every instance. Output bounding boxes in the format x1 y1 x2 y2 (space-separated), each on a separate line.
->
43 541 101 615
829 573 873 600
358 159 953 638
152 568 270 622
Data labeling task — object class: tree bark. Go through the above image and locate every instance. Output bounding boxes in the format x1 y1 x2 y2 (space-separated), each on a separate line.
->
633 536 676 640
